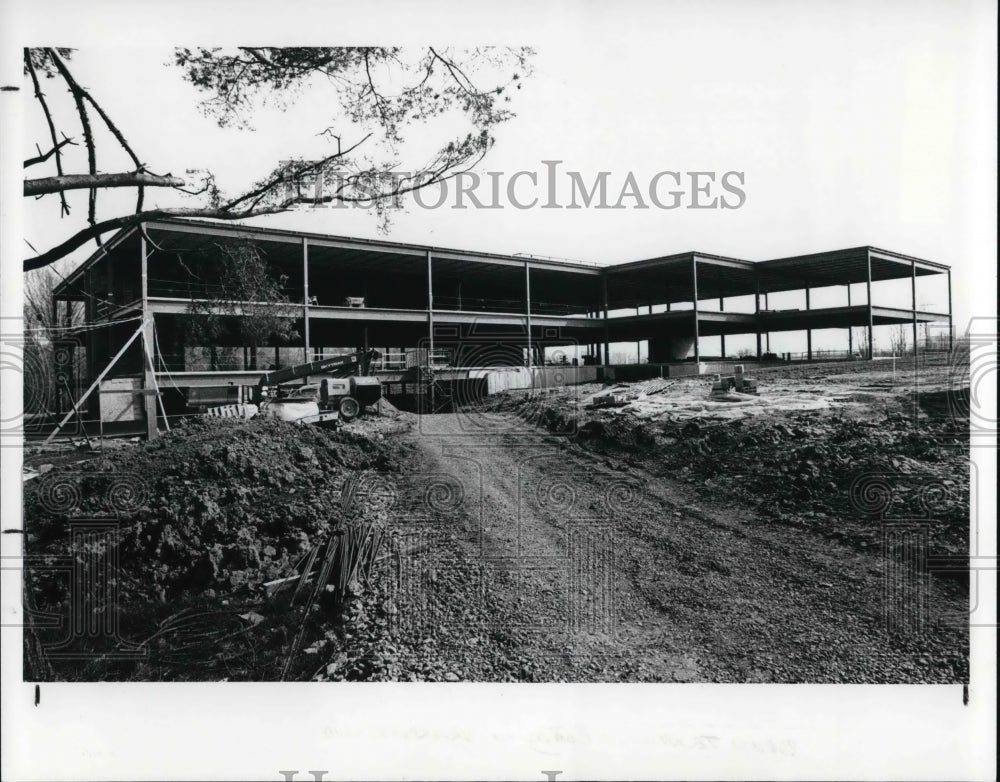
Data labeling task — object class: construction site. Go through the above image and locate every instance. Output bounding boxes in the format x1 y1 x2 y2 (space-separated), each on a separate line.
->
22 218 970 683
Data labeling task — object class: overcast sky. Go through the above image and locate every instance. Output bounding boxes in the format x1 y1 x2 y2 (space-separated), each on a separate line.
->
12 0 997 351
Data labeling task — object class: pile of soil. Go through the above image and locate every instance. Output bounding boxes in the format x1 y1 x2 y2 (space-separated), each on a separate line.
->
23 417 408 680
26 417 401 600
501 388 970 558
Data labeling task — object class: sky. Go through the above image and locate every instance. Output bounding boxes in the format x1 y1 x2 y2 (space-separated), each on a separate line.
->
12 1 997 357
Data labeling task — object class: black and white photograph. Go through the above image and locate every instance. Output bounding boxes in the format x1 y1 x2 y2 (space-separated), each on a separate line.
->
1 1 996 780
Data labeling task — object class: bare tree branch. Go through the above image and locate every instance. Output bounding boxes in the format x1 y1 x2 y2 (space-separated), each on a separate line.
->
23 48 534 272
47 49 101 236
24 135 76 168
25 54 71 216
23 206 289 272
46 48 152 213
25 172 186 197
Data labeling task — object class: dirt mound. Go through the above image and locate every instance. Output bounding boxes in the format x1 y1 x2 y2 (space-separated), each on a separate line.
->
24 417 402 604
660 412 969 555
506 385 970 558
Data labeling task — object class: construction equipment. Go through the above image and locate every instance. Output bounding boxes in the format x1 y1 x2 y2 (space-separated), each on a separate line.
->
710 364 759 395
199 350 382 425
255 349 382 424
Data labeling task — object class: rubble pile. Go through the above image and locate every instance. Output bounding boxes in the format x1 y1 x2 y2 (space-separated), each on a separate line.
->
498 381 970 556
24 417 404 604
661 411 967 554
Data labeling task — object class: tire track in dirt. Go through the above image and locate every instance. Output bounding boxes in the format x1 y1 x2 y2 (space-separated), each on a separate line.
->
396 411 968 683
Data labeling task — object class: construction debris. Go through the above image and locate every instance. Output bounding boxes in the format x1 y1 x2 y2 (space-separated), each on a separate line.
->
22 415 408 679
710 364 758 395
491 362 969 557
589 390 632 408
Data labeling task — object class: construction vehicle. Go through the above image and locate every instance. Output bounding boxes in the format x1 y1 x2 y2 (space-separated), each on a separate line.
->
710 364 759 395
256 349 383 424
204 349 382 425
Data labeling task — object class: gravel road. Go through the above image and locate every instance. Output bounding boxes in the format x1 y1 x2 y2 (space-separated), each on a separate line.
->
383 409 968 683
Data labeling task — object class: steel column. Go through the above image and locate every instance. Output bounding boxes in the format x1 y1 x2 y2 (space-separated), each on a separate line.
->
302 238 311 362
601 274 609 365
525 261 532 368
754 275 761 358
847 284 853 356
911 259 918 359
719 296 725 358
947 268 953 351
140 229 158 440
764 293 770 352
805 286 812 360
866 251 874 360
691 256 700 366
427 250 435 409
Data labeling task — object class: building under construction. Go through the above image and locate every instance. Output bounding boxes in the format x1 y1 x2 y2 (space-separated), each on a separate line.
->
50 217 954 435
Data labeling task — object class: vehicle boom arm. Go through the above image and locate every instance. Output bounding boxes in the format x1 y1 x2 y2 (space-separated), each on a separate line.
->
256 349 381 388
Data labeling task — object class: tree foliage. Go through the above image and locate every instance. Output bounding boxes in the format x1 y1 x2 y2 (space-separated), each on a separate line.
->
23 46 534 272
185 243 300 369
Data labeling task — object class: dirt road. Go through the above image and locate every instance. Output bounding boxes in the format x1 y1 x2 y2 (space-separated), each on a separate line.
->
388 409 967 683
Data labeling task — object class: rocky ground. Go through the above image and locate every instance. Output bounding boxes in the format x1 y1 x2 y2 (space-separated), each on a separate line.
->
22 415 409 681
22 360 971 682
493 361 970 559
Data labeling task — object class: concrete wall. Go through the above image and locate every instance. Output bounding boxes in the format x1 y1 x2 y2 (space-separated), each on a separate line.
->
480 365 600 394
649 336 695 362
481 362 716 395
600 363 704 382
